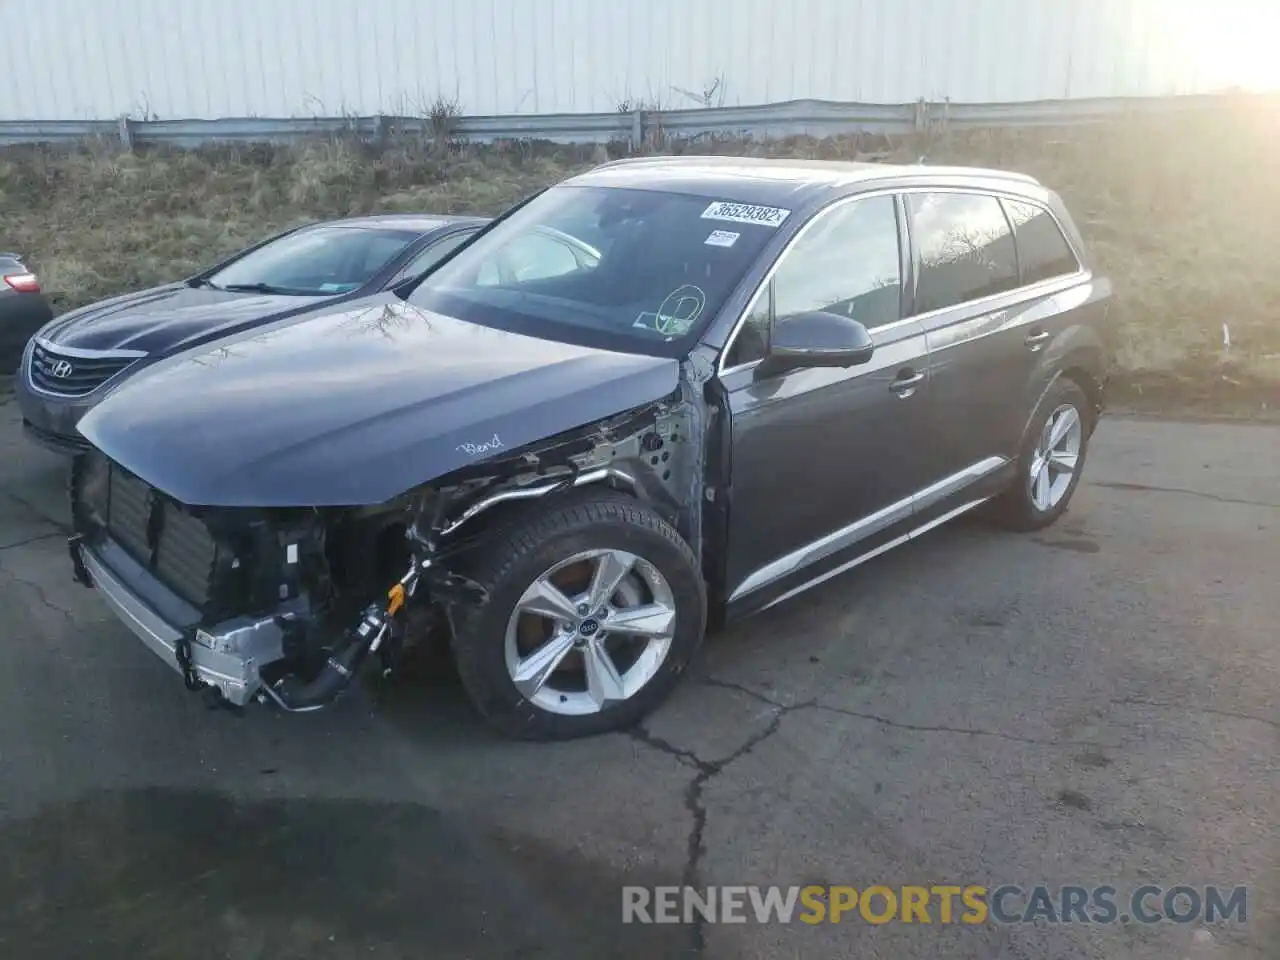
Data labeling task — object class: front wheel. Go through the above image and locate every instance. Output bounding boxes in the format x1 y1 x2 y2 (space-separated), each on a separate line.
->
990 377 1092 532
448 490 707 740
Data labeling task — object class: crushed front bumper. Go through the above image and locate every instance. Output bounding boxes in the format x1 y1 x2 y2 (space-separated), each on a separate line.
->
72 534 294 706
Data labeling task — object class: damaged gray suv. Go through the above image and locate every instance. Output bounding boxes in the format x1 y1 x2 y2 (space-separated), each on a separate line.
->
67 156 1111 739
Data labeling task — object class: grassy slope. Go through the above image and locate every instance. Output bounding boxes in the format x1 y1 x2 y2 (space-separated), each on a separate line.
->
1 97 1276 412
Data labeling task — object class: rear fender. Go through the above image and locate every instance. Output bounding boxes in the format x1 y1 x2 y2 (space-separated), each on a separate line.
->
1022 334 1107 449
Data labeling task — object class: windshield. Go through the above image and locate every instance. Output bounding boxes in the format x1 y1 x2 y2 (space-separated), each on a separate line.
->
408 185 781 356
207 225 420 296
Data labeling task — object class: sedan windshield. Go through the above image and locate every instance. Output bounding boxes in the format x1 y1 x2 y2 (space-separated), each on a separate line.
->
408 185 780 356
206 225 420 296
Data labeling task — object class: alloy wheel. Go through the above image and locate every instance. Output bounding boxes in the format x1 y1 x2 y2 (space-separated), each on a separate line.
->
1028 403 1083 512
503 548 677 716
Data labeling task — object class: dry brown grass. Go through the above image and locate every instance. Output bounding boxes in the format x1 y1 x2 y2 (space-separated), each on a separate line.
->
2 96 1277 410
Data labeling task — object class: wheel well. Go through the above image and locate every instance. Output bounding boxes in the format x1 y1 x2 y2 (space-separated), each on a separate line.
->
450 477 647 548
1061 366 1103 428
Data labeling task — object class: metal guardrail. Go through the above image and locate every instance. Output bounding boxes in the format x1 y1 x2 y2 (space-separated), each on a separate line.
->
0 93 1263 149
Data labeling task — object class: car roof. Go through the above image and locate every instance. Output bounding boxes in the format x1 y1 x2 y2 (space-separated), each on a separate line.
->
305 213 489 234
566 155 1043 210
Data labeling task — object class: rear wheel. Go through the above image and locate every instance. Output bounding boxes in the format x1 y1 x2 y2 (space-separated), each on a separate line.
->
448 490 706 740
990 377 1092 532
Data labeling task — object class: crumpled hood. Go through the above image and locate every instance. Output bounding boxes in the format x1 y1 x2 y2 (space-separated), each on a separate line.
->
76 295 681 507
40 283 333 354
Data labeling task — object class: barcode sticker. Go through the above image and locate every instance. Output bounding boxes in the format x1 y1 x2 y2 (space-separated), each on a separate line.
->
701 201 791 228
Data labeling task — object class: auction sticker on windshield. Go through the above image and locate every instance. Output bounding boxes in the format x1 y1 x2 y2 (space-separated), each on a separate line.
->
701 201 791 228
704 230 740 247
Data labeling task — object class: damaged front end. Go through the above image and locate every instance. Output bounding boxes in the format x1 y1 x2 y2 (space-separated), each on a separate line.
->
68 393 701 712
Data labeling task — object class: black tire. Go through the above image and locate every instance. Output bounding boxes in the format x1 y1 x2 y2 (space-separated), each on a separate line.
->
989 377 1093 532
447 489 707 741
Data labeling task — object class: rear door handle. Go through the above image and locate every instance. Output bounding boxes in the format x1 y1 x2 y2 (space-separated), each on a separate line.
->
1025 330 1050 350
889 370 925 397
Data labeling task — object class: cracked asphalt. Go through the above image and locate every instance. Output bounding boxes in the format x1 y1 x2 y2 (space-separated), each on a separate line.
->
0 392 1276 959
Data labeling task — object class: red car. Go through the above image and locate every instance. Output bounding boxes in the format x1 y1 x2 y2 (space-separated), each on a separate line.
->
0 252 53 373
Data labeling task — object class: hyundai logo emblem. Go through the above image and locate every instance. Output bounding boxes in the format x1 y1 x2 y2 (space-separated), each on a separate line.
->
578 618 600 637
50 359 74 378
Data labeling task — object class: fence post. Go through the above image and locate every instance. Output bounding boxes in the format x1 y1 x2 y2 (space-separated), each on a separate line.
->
117 115 134 150
913 99 927 132
631 109 644 150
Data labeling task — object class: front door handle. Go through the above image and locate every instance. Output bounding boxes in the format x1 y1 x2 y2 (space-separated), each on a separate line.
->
1025 330 1051 351
889 369 925 398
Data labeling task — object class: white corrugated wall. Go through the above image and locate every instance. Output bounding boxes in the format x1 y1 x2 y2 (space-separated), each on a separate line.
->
7 0 1277 120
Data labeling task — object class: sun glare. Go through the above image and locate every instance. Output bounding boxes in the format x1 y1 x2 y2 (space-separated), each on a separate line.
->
1158 0 1280 92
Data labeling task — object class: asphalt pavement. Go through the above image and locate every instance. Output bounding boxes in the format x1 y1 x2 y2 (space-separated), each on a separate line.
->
0 392 1275 960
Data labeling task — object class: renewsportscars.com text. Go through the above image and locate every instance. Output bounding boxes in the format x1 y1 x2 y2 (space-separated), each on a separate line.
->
622 884 1248 925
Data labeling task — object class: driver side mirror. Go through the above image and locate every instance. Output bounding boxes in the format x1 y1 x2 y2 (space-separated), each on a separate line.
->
756 310 876 378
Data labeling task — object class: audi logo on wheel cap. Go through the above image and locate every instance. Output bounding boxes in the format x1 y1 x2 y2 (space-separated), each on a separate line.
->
50 360 74 378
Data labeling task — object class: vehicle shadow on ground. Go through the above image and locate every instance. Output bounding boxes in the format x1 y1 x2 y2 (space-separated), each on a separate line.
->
368 511 1015 748
0 786 694 960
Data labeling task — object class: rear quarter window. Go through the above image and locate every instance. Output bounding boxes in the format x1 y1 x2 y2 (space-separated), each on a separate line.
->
1002 199 1081 285
908 193 1019 314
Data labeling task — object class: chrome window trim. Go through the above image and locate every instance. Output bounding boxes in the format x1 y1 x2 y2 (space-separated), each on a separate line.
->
906 267 1089 329
717 185 1086 378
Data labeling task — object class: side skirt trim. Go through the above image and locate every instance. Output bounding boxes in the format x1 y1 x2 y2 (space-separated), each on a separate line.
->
728 455 1006 603
756 497 990 614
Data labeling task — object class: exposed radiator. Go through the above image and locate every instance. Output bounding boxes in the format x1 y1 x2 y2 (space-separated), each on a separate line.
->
104 465 219 609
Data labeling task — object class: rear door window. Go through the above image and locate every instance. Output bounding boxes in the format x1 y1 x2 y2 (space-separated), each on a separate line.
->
907 193 1019 314
1002 200 1080 285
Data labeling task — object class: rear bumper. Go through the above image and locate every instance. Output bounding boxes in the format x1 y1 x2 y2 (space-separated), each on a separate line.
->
74 535 292 706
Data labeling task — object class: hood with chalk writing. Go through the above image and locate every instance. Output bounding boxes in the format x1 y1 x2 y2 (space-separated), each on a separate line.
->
76 293 680 507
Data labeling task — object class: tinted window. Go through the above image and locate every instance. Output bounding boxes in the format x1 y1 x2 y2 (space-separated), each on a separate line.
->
389 231 475 285
210 226 419 296
409 185 778 357
724 195 902 367
1003 200 1080 285
909 193 1019 314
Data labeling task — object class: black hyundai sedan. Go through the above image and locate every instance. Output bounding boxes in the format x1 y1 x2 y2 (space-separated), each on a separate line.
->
17 213 486 453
